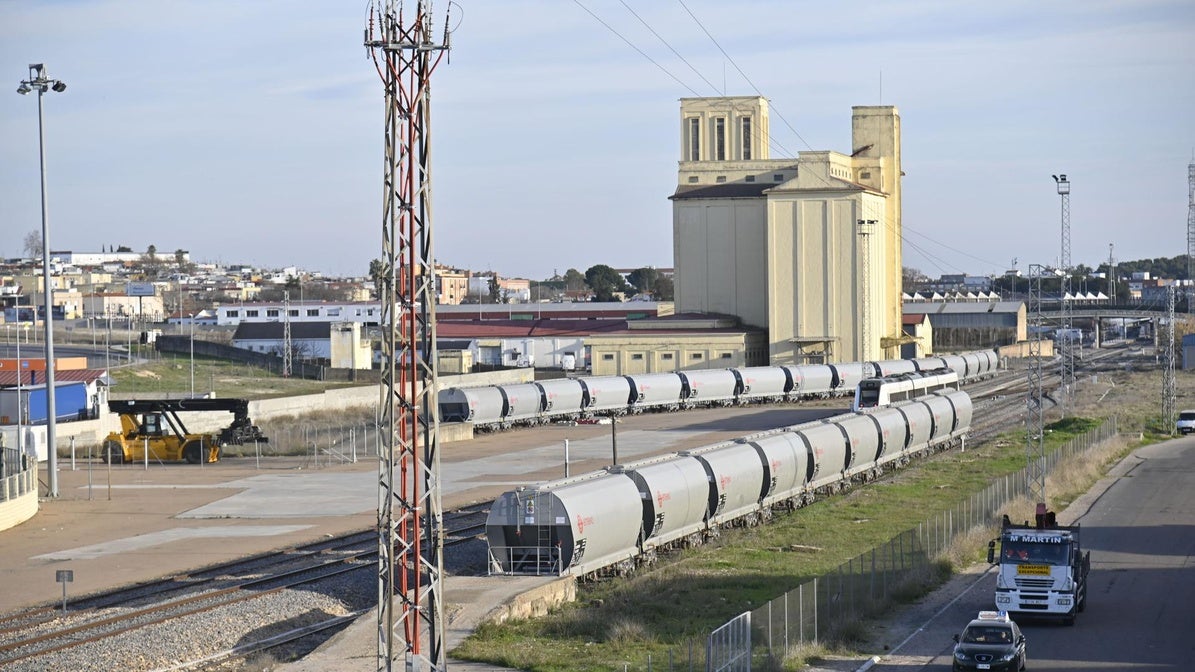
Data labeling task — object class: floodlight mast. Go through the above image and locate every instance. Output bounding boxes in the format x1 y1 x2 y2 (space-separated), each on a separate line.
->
16 63 67 498
1052 174 1075 415
365 2 451 670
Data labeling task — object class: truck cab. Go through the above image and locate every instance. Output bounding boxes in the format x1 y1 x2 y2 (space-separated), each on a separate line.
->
988 516 1090 625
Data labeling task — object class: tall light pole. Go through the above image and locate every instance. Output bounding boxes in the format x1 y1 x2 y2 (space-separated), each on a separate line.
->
1052 173 1074 415
18 63 67 498
189 314 195 398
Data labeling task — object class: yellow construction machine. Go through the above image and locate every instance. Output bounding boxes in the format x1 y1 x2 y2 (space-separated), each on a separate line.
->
102 399 266 464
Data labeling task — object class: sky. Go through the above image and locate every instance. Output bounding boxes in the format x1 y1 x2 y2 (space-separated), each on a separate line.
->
1 1 1193 282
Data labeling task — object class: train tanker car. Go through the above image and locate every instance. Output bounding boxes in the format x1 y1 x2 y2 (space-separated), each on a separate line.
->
486 389 973 578
448 349 995 432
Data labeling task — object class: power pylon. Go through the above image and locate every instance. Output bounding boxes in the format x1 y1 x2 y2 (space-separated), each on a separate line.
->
1188 159 1195 311
1163 285 1176 434
282 290 292 377
1026 264 1046 505
365 2 451 670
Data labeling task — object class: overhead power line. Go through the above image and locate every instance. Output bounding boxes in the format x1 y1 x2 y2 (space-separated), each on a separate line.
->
676 0 814 154
573 0 702 97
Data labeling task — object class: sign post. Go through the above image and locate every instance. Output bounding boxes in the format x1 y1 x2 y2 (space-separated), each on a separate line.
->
56 569 74 611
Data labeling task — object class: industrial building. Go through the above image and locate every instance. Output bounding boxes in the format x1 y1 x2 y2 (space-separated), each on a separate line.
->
902 301 1027 351
671 97 904 365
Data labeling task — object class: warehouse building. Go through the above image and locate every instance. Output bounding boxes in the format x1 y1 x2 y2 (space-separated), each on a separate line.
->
902 301 1026 351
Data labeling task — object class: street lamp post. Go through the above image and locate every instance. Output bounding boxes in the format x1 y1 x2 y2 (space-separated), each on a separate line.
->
189 314 195 398
18 63 67 498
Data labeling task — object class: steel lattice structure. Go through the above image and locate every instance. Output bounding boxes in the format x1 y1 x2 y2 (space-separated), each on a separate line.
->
1053 174 1074 415
1026 264 1046 505
365 2 450 669
1163 285 1176 435
1188 161 1195 311
282 290 292 377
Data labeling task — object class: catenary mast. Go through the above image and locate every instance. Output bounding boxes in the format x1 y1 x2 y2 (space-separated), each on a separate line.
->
365 2 451 669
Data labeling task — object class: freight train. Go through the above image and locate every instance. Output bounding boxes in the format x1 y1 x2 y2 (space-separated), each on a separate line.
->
441 350 995 430
485 388 973 577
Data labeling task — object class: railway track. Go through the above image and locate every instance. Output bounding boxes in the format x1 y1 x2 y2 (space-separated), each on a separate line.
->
0 508 490 672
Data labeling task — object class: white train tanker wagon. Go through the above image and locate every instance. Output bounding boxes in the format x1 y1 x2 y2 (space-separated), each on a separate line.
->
580 376 634 415
439 386 505 426
797 421 852 492
535 378 585 420
733 366 792 403
836 414 884 481
683 441 767 528
784 364 833 398
875 358 917 377
939 355 967 380
613 455 710 554
961 352 985 380
747 432 814 509
911 356 949 372
918 393 957 447
499 383 546 425
627 373 685 412
980 349 999 376
830 362 876 395
892 399 935 459
679 369 740 407
861 408 913 471
486 472 644 576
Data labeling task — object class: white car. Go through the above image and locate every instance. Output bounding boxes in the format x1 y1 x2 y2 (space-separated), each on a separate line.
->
1178 410 1195 435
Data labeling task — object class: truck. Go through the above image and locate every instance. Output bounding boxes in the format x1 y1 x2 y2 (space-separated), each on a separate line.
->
987 510 1090 625
102 398 267 464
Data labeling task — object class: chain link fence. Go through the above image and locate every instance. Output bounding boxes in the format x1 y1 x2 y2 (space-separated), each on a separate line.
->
220 419 385 468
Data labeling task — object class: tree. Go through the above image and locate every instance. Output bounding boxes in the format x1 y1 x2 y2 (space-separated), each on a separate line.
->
902 266 928 292
626 267 660 295
368 258 386 297
23 230 42 258
487 276 501 304
584 264 630 302
116 245 133 253
652 275 675 301
563 268 585 292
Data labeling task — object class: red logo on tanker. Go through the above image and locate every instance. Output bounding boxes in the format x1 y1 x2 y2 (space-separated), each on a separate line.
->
656 490 671 507
719 475 732 489
576 514 594 533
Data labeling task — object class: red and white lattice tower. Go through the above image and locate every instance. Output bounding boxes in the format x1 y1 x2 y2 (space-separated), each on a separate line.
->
365 2 450 669
1187 159 1195 310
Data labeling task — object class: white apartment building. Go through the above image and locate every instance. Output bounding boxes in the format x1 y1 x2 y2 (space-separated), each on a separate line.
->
214 301 381 327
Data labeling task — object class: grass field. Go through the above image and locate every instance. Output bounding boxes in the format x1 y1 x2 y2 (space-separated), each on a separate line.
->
107 351 362 399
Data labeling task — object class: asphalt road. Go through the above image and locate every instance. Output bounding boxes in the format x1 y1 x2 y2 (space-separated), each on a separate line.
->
871 437 1195 670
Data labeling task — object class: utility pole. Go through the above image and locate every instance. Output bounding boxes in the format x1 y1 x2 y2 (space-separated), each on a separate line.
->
1052 174 1074 415
365 2 451 670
